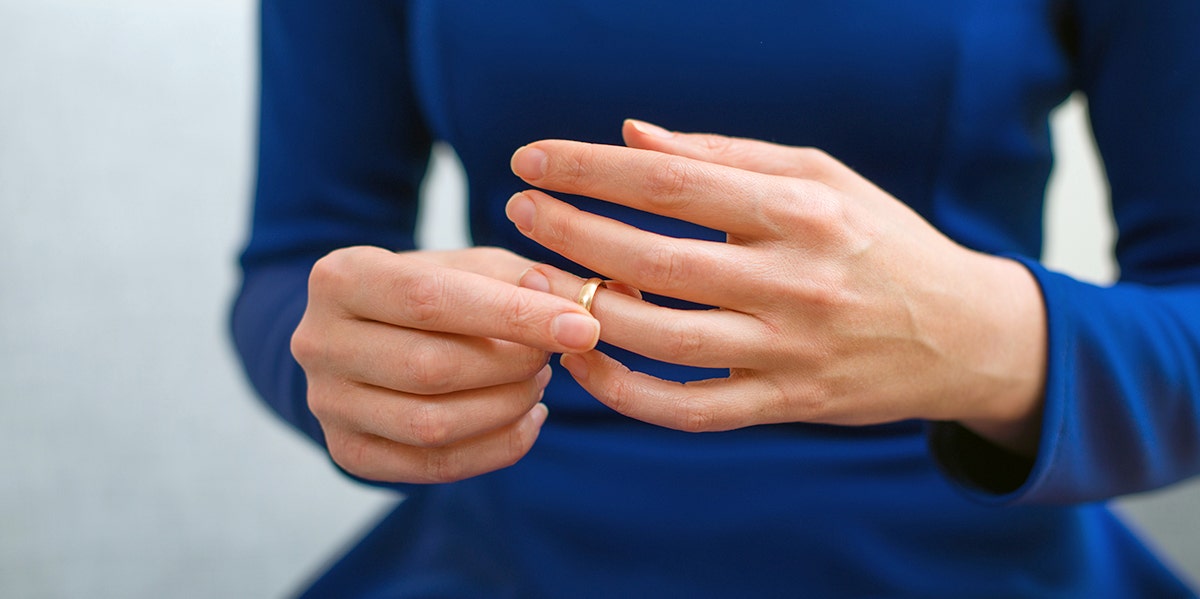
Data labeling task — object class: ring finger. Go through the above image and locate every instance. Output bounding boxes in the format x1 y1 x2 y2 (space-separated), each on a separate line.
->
520 265 769 369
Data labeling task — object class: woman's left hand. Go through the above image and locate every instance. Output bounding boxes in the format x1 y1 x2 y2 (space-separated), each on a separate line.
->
507 120 1047 455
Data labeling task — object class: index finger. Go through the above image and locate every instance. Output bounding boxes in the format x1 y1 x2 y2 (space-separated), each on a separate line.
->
317 247 600 353
511 140 799 240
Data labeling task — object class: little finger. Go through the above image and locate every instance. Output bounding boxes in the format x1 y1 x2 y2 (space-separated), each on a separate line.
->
559 350 782 433
326 403 550 484
315 365 552 449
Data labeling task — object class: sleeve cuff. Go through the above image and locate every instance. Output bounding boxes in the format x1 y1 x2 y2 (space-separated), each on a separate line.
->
927 255 1075 505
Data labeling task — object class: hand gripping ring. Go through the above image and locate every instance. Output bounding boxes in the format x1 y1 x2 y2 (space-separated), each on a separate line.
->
575 277 607 313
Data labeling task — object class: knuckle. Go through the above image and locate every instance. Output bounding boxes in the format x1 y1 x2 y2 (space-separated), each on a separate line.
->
599 374 638 416
781 182 847 239
803 267 854 310
763 376 830 423
673 394 718 433
408 403 452 448
308 249 357 302
794 147 838 177
326 431 369 476
797 146 833 163
503 422 535 469
795 381 836 422
424 448 468 484
402 348 451 394
309 249 346 284
699 134 735 155
490 289 546 346
539 205 584 253
515 347 552 380
660 317 706 363
808 189 848 229
304 380 338 422
643 156 693 208
491 340 550 382
633 241 690 290
289 319 322 368
398 269 445 326
499 287 541 329
560 145 594 186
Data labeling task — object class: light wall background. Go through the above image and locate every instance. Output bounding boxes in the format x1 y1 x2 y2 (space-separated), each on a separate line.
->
0 1 1196 597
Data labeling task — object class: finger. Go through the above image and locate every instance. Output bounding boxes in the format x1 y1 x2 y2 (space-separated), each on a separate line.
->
559 351 782 433
506 190 769 307
418 246 534 284
312 246 600 353
326 403 549 484
313 365 551 448
519 265 769 369
331 320 550 395
621 119 875 197
510 139 803 240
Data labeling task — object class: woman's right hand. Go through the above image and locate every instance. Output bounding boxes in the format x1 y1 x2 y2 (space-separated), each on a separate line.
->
290 246 601 484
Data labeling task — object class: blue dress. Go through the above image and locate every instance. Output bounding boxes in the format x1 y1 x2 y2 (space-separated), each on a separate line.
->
233 1 1200 596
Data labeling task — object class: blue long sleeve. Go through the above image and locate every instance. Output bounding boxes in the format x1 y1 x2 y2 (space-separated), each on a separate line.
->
232 1 1200 595
931 0 1200 505
231 0 431 447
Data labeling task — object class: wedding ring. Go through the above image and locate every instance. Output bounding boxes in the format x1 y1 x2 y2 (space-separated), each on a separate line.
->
575 277 607 313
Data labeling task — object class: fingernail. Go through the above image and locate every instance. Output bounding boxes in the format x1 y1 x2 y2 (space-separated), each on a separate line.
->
531 402 549 426
518 267 551 293
535 364 553 389
506 193 536 231
560 353 590 383
629 119 674 139
551 313 599 351
512 146 548 179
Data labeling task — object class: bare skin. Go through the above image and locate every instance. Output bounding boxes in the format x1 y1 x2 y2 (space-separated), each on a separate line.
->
293 120 1047 486
291 246 603 483
507 120 1047 457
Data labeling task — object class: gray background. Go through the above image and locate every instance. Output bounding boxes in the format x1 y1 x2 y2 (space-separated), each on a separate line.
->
1 1 1196 597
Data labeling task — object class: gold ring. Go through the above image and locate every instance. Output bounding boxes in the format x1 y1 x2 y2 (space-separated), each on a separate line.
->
575 277 607 313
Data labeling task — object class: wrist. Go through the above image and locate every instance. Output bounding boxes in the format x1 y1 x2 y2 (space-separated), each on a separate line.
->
952 253 1047 457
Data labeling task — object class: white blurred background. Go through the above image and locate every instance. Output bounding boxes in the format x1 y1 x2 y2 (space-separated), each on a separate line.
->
0 1 1196 597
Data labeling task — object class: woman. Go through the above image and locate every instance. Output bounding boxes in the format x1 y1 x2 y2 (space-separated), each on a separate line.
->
233 1 1200 596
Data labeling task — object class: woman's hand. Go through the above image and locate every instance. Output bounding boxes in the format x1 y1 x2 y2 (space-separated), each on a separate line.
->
507 120 1048 456
291 246 602 483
